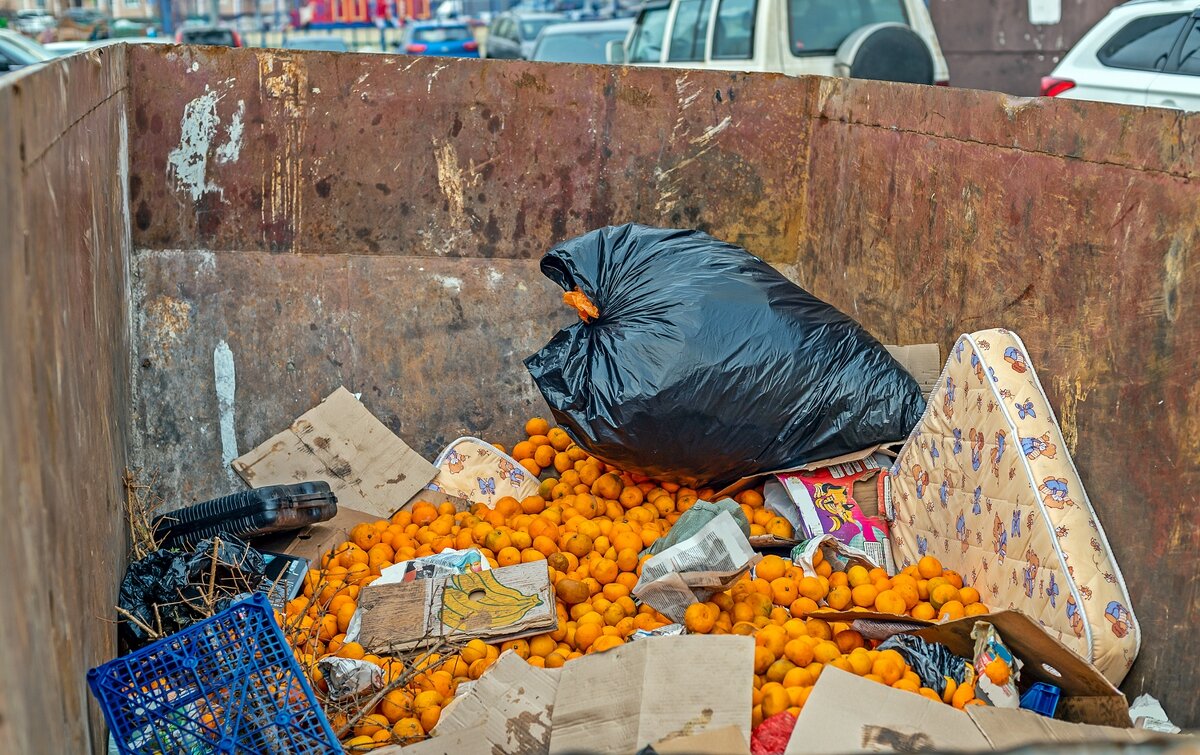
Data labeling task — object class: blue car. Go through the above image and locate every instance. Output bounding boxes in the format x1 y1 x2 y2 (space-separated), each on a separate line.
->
401 22 480 57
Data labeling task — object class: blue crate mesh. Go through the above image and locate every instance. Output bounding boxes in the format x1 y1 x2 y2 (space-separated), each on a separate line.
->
88 593 339 754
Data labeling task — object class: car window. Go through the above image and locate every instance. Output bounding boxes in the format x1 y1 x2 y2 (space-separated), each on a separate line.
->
415 26 473 42
1171 20 1200 75
629 6 669 62
667 0 713 62
787 0 906 57
712 0 755 58
534 29 628 63
183 29 236 46
521 19 555 39
1097 13 1187 72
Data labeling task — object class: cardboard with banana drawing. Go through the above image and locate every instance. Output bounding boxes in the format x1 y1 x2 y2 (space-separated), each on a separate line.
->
356 560 556 651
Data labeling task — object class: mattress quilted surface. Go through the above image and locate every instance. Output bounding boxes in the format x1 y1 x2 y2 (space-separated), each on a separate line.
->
888 328 1139 684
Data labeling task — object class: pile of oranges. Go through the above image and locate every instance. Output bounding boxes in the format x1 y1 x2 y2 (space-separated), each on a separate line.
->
681 551 990 726
281 418 707 750
277 418 990 751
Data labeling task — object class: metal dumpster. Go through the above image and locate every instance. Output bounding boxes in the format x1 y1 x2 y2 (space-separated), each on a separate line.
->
1 44 1197 752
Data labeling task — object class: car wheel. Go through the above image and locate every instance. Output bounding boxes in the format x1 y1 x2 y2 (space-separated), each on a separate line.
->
834 23 935 86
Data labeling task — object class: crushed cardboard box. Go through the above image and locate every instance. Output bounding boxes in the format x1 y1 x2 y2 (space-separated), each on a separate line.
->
805 610 1129 727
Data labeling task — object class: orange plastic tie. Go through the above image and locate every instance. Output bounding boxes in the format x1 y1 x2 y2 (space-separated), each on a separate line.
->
563 288 599 322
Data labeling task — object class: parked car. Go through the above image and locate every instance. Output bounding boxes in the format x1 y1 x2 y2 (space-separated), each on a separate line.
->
280 35 350 52
531 17 633 63
400 22 480 57
483 11 563 59
1042 0 1200 110
45 37 170 57
0 29 52 74
610 0 948 85
176 26 243 47
15 9 55 36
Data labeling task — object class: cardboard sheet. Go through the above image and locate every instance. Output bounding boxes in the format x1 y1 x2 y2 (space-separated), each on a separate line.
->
548 635 754 755
233 386 437 520
431 651 561 754
786 667 991 754
357 560 556 651
650 725 751 755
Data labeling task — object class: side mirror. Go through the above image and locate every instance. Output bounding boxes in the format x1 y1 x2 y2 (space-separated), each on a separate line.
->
605 38 625 64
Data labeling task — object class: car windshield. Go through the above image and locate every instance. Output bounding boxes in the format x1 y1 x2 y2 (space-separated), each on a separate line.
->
787 0 907 56
628 6 669 62
283 37 348 51
183 30 236 45
533 29 628 63
521 19 557 38
414 25 473 43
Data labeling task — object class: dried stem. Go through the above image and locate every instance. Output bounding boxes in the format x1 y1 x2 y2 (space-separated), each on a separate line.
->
116 606 162 640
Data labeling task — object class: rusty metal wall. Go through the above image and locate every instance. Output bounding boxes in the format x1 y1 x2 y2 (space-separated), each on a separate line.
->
0 50 132 753
930 0 1122 95
127 47 1198 724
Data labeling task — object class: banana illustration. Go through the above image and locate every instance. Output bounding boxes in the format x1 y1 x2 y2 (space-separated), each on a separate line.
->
440 570 543 631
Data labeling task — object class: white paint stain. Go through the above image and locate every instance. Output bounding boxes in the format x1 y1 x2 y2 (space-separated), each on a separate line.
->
427 63 448 94
197 250 217 273
213 340 239 485
215 99 245 165
434 275 463 293
486 268 503 290
167 87 223 202
691 116 732 145
191 61 200 72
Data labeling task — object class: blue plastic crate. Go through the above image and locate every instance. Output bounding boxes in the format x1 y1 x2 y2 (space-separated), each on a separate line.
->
88 593 340 754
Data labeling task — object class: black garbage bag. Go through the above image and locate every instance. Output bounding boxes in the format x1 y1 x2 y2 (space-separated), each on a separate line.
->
878 633 969 696
118 535 266 649
524 224 926 486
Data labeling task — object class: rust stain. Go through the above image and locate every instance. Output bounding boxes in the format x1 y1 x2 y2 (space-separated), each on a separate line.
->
142 294 192 363
257 53 308 251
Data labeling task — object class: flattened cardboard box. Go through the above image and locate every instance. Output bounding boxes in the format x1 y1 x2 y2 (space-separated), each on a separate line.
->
788 668 1194 755
430 651 561 754
233 386 437 519
357 560 556 651
549 635 755 755
234 387 439 560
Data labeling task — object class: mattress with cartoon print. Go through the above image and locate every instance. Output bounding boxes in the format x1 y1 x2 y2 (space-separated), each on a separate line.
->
887 328 1139 685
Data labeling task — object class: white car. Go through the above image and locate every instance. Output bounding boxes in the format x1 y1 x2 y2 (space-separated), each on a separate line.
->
609 0 948 85
1043 0 1200 110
